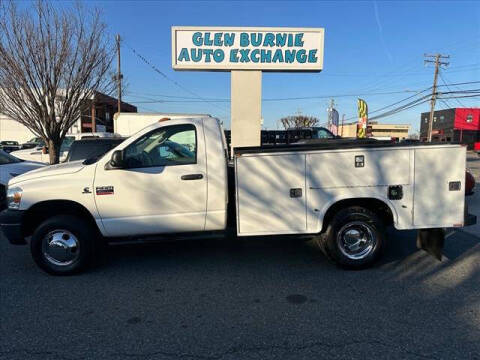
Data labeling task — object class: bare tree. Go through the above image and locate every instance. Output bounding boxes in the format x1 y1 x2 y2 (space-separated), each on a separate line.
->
0 1 114 164
280 115 319 129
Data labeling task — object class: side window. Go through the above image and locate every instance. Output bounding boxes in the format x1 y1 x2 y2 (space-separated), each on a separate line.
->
316 129 334 139
124 124 197 169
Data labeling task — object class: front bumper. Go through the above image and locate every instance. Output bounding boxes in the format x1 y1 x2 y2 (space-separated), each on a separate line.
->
0 209 25 245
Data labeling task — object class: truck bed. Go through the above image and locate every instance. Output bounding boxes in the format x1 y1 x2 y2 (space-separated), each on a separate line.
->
234 141 466 236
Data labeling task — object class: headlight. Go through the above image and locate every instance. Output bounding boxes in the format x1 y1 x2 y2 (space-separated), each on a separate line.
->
6 186 22 209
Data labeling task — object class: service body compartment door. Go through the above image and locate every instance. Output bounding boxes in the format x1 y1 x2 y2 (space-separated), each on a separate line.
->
307 149 410 189
235 153 307 235
413 147 465 227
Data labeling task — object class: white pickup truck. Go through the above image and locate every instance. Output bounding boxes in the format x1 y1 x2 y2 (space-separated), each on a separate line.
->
0 114 475 275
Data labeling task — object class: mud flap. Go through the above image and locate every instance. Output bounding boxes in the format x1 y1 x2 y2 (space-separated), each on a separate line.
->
416 228 445 261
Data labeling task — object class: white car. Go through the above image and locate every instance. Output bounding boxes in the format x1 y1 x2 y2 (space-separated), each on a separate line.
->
11 133 119 164
0 150 45 207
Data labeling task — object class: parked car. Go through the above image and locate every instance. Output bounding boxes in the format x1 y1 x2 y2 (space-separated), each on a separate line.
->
474 142 480 156
0 141 21 153
0 114 475 275
11 132 121 164
65 138 126 162
21 137 43 150
0 150 45 209
11 136 75 163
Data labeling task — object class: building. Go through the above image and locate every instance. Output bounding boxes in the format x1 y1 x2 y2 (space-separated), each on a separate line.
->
338 121 411 140
72 92 137 134
0 91 137 143
419 108 480 147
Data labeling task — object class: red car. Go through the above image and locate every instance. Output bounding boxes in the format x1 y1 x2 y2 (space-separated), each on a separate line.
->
474 142 480 155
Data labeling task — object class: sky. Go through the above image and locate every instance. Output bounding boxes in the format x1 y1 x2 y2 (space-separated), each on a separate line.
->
90 0 479 132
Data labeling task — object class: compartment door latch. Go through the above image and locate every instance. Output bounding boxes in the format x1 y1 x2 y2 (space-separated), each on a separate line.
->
290 188 303 198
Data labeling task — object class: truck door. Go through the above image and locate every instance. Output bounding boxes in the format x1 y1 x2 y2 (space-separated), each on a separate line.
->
93 121 207 237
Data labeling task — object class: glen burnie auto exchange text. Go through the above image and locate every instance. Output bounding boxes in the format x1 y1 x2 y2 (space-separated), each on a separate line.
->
177 32 319 64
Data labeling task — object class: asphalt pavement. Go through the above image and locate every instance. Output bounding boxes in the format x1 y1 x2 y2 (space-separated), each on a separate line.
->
1 156 479 360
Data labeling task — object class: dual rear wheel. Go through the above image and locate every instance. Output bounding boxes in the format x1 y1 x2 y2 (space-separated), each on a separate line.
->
315 206 386 269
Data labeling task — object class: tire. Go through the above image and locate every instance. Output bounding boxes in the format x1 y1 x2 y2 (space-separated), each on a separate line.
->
30 215 96 275
316 206 386 269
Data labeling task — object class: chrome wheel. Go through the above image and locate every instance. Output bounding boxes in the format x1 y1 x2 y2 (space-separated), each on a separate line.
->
337 221 376 260
42 230 80 266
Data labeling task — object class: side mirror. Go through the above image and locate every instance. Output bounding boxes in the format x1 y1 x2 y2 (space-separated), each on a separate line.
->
109 150 125 169
42 146 48 154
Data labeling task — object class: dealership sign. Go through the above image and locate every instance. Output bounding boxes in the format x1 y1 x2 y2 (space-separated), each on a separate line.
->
172 27 324 71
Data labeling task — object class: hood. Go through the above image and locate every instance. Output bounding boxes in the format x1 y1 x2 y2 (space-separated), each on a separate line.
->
11 148 41 156
9 161 45 173
9 160 85 185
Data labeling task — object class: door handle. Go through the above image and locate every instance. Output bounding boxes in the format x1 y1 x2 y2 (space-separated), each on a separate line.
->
181 174 203 180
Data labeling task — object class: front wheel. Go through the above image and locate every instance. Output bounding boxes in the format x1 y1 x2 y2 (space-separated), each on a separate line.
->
30 215 96 275
316 206 386 269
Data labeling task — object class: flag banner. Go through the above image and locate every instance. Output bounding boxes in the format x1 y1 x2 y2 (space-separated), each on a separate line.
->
357 98 368 138
331 109 339 126
328 108 339 135
329 124 338 135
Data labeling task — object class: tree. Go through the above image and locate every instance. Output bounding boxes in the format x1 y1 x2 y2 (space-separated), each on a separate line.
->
280 115 319 129
0 1 113 164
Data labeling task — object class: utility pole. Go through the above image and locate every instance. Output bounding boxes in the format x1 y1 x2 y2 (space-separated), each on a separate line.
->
341 114 345 137
116 34 123 114
424 53 449 142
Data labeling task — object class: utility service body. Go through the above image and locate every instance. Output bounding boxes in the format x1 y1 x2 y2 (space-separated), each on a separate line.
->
177 32 318 64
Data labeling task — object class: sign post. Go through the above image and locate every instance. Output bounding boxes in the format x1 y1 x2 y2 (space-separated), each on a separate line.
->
172 26 324 150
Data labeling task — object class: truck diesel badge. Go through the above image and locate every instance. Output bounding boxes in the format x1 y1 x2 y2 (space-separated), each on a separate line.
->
96 186 114 195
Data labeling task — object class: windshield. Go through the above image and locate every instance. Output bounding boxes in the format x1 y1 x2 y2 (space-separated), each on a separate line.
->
82 139 126 165
60 137 75 152
0 150 21 165
26 137 43 144
312 128 335 139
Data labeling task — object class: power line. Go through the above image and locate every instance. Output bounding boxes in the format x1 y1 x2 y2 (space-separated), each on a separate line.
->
439 71 466 107
320 63 480 77
341 87 479 123
123 41 228 117
125 81 480 103
438 94 480 100
126 89 428 104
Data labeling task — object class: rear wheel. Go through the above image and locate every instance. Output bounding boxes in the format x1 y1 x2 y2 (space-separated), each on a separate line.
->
30 215 96 275
316 206 386 269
